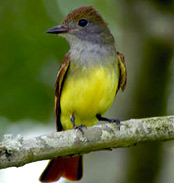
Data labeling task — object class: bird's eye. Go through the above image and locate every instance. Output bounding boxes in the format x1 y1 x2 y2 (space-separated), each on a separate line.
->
78 19 88 27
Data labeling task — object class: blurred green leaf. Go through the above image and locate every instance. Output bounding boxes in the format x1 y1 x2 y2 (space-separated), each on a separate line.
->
0 0 68 121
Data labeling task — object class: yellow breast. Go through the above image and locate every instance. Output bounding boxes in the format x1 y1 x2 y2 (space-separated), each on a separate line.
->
60 63 119 129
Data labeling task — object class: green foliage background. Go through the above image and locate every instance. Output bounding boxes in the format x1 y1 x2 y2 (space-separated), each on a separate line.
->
0 0 68 121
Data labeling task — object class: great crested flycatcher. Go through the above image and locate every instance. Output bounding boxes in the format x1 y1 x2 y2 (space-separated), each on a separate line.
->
39 6 127 182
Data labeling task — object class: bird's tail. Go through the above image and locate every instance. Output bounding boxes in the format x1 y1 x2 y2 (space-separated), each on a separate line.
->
39 156 83 182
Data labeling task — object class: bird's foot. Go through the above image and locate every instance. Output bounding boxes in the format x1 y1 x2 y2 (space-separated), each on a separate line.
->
96 114 120 130
108 118 120 130
73 124 86 134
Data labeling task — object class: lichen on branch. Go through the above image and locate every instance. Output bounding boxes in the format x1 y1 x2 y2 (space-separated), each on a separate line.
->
0 115 174 169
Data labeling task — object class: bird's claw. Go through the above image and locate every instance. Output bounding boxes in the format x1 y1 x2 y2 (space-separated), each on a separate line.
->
73 124 86 134
110 119 120 130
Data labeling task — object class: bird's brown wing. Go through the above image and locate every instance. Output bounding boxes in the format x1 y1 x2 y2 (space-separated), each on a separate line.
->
116 52 127 93
55 53 70 131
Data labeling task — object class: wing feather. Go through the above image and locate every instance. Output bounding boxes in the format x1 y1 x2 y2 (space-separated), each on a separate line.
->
117 52 127 93
55 53 70 131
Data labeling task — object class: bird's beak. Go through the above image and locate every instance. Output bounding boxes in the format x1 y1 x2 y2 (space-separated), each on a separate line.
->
45 25 69 34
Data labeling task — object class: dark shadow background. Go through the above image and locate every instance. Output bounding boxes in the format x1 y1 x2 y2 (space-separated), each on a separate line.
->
0 0 173 183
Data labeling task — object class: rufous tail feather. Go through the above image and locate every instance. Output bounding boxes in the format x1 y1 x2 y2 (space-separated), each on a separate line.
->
39 156 83 182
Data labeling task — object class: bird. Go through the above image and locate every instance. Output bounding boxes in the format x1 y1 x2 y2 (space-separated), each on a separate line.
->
39 6 127 182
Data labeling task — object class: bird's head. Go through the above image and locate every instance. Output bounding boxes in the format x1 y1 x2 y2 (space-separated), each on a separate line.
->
46 6 114 46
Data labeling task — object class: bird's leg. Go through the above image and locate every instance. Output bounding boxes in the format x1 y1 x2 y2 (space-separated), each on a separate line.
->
70 114 86 134
96 114 120 130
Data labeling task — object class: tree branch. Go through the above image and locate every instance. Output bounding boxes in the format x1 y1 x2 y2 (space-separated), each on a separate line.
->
0 115 174 169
